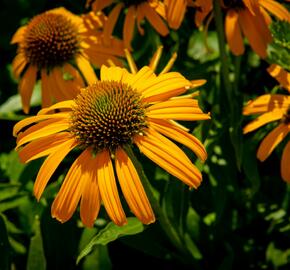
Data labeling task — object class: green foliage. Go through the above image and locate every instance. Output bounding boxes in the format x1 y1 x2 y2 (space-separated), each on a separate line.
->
268 21 290 71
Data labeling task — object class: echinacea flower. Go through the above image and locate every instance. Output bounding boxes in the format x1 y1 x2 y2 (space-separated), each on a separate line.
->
243 66 290 182
14 64 210 227
224 0 290 58
87 0 169 49
11 8 124 113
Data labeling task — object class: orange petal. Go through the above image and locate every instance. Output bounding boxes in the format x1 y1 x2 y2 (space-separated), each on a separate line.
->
281 139 290 182
41 70 53 108
243 110 284 133
257 124 289 161
165 0 187 30
259 0 290 22
134 130 202 188
75 54 97 85
147 98 211 121
51 149 92 223
19 65 38 114
34 138 77 200
91 0 113 12
238 9 269 58
115 147 155 225
243 94 290 115
11 26 26 44
16 118 69 149
80 154 101 227
97 150 127 226
19 132 72 163
267 65 290 93
142 2 169 36
103 3 123 45
225 10 244 55
37 100 75 115
12 53 27 79
149 118 207 162
136 4 145 35
123 6 136 50
13 112 69 137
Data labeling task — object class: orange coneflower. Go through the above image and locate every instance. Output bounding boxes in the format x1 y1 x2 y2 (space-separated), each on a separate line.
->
224 0 290 58
243 65 290 182
11 8 124 113
13 58 210 227
87 0 169 49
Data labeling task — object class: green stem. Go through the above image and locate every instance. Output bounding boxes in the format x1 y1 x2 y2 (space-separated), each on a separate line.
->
124 146 185 254
213 0 233 113
234 55 242 95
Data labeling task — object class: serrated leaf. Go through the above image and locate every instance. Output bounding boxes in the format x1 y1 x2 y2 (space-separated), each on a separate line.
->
77 218 144 264
0 214 10 270
26 216 46 270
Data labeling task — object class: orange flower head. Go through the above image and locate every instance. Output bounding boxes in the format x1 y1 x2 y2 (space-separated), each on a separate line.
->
224 0 290 58
11 8 125 113
14 51 210 227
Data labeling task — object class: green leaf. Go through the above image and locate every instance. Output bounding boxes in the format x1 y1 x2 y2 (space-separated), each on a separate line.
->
268 21 290 71
0 195 28 212
0 81 41 114
184 233 202 260
266 242 290 268
0 214 10 270
77 217 144 264
26 216 46 270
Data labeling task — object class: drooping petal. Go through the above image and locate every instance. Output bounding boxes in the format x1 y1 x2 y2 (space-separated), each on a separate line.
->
225 10 244 55
281 140 290 182
257 124 289 161
90 0 114 12
142 2 169 36
40 70 53 108
97 150 127 226
19 132 72 163
239 9 269 58
51 149 92 223
134 130 202 188
123 6 136 50
147 98 211 121
19 65 38 114
75 54 98 85
149 118 207 162
34 138 77 200
243 110 284 133
80 154 101 227
12 52 27 79
115 147 155 225
103 3 123 45
165 0 187 29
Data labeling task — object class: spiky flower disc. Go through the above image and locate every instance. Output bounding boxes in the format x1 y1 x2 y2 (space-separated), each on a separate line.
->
70 81 147 152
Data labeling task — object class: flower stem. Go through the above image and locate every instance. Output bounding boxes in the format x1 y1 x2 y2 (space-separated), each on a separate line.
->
125 145 185 254
213 0 233 114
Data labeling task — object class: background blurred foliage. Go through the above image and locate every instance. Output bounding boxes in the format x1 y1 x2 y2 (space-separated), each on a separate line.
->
0 1 290 269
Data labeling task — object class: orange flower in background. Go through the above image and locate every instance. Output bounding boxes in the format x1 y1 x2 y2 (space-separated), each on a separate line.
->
11 8 124 113
163 0 212 30
268 64 290 92
243 65 290 182
224 0 290 58
87 0 169 49
14 60 210 227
